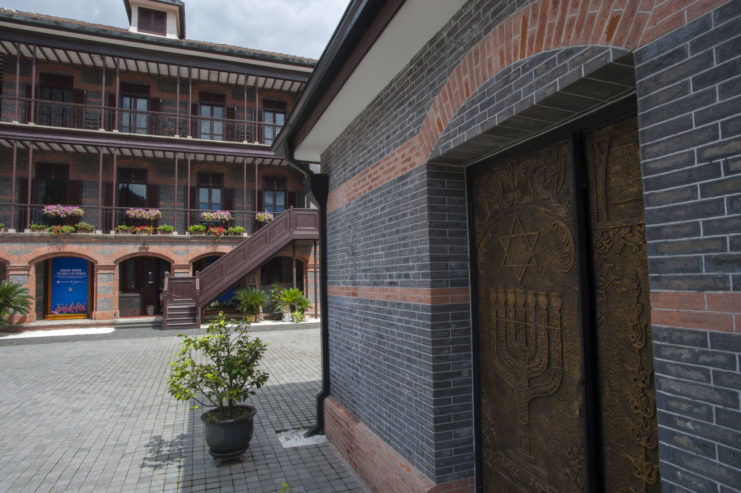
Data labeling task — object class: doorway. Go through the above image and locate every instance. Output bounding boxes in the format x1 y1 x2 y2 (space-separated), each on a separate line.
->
470 114 659 491
118 257 170 316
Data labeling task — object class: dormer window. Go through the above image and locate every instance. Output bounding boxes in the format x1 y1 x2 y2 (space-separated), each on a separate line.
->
138 7 166 36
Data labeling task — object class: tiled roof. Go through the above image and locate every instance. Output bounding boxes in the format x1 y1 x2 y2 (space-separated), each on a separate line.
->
0 7 316 67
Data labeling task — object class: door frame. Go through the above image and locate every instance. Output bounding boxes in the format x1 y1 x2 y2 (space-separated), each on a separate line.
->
466 96 641 492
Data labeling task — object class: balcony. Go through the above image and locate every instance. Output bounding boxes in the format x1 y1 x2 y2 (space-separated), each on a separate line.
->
1 96 282 145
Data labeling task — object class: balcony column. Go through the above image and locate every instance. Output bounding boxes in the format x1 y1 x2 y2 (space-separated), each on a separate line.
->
243 77 248 142
313 240 318 317
100 56 106 130
187 67 192 138
114 58 120 131
242 158 247 228
14 43 20 122
175 70 180 136
30 45 36 124
93 264 116 321
174 153 179 231
10 141 17 230
292 242 297 289
186 154 191 229
112 150 117 229
254 161 259 216
98 148 104 229
26 144 33 230
254 80 259 143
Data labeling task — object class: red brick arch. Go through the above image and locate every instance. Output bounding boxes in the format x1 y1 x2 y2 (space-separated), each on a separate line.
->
326 0 727 214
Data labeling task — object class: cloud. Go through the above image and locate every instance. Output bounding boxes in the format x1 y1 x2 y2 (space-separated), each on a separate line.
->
1 0 349 59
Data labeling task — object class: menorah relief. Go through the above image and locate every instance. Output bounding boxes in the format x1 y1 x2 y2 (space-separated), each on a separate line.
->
490 288 563 487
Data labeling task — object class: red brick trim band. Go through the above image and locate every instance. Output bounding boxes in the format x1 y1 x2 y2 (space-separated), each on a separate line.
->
326 0 728 214
651 291 741 332
324 397 475 493
327 285 470 305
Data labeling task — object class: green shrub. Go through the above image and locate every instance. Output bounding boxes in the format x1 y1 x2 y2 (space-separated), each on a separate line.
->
157 224 174 233
188 224 206 233
228 226 245 235
75 221 95 232
235 287 269 319
0 281 32 326
30 223 47 232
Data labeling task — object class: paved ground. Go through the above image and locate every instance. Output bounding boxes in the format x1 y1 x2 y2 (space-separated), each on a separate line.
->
0 325 369 493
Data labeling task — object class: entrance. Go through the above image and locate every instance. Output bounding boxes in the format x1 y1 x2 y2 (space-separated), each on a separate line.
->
471 115 659 492
118 257 170 316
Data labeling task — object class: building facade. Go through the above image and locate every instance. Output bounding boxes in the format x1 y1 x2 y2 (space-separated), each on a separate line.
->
0 0 318 325
279 0 741 492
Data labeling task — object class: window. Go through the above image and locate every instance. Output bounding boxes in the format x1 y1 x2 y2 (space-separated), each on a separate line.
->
138 7 166 36
197 173 224 211
34 163 69 206
120 83 149 134
198 93 225 141
263 176 286 214
118 168 147 222
263 100 286 145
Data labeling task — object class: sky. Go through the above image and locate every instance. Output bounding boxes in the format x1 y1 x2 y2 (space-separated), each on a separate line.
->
0 0 350 59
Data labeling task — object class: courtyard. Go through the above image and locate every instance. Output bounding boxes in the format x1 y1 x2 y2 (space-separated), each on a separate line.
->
0 325 368 493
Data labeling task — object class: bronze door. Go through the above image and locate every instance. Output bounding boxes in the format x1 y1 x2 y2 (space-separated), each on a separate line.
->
473 116 659 492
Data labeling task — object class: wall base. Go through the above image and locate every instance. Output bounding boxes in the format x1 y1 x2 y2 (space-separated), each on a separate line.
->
324 397 474 493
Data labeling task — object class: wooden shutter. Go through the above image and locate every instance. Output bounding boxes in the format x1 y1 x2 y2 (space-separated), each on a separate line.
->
149 97 161 134
224 187 234 212
72 89 85 128
106 94 116 130
189 186 197 224
18 177 28 227
287 191 297 208
25 85 32 123
67 180 83 205
225 106 236 141
102 181 113 231
190 103 198 137
146 184 160 208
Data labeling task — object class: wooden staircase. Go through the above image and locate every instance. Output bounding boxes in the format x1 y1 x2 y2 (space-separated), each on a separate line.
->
161 208 319 330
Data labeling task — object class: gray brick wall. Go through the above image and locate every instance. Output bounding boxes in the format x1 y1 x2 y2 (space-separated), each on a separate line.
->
635 1 741 293
653 326 741 492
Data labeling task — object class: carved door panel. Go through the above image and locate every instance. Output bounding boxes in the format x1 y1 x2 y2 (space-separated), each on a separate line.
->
473 116 659 492
474 139 586 492
585 116 660 492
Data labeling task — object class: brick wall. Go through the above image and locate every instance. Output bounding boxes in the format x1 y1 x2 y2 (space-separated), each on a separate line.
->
320 0 739 491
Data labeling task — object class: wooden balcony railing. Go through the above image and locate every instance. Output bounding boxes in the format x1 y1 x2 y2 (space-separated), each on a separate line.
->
1 96 282 144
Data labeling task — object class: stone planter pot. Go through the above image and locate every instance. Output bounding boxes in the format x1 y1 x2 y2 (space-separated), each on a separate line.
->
201 405 257 459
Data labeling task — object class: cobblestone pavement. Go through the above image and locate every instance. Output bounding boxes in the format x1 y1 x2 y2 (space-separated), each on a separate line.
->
0 326 369 493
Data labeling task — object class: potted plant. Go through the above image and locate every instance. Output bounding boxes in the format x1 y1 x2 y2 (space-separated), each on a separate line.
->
235 287 268 322
228 226 245 236
201 210 233 224
125 208 162 222
0 223 5 232
168 312 269 459
206 225 226 239
157 224 174 234
131 225 154 235
255 211 274 223
115 224 131 234
75 221 95 233
189 224 207 235
278 288 312 323
30 223 47 232
0 281 32 326
48 224 75 235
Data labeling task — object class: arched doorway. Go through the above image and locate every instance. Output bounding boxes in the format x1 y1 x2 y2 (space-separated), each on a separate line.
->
35 256 94 319
118 256 171 316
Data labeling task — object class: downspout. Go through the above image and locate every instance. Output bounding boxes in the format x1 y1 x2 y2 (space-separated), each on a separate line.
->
283 141 330 437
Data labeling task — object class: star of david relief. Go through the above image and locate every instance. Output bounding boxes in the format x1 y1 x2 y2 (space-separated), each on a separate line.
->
499 215 539 283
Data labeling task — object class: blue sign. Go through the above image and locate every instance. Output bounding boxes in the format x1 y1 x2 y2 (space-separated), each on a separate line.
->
50 257 89 316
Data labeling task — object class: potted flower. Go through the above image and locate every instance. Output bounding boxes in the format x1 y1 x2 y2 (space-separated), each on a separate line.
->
157 224 174 234
48 225 75 235
168 312 269 459
206 225 226 239
75 221 95 233
125 208 161 224
201 210 233 224
255 211 274 223
131 225 154 235
188 224 206 235
43 204 84 225
115 224 131 234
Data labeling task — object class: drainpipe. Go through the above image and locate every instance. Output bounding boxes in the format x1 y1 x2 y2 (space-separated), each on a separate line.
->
283 144 330 437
